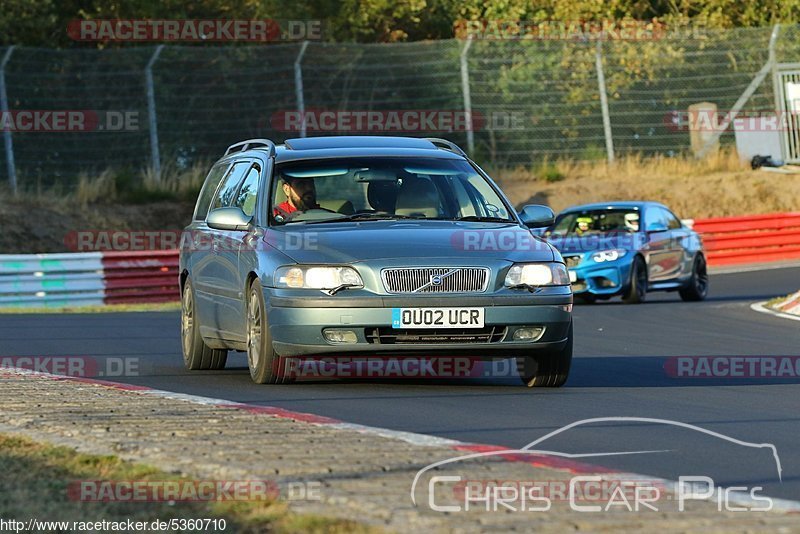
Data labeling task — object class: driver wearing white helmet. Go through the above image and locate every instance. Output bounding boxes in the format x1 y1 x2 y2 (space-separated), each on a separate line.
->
624 212 640 232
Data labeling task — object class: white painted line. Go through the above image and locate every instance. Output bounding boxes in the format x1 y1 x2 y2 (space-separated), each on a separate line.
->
751 301 800 322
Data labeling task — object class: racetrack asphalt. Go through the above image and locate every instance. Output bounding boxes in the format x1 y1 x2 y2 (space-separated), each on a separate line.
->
2 266 798 502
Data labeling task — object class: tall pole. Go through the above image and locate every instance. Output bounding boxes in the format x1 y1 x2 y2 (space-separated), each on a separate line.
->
294 41 310 138
460 37 474 155
595 41 615 164
0 46 17 194
145 45 164 182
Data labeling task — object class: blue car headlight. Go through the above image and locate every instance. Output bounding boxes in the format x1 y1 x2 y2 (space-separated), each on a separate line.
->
591 249 628 263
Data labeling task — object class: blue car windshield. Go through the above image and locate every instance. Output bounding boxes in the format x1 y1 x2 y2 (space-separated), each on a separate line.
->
548 209 641 236
269 157 513 225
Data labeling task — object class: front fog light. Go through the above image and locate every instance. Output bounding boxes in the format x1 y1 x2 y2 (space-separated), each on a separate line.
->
323 329 358 344
513 326 545 341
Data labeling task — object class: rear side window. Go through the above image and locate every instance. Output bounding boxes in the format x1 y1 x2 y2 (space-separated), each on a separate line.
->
210 161 250 212
662 208 682 230
193 163 229 221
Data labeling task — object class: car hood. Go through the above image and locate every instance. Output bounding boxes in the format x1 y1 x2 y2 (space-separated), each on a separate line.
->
264 221 556 264
546 232 646 255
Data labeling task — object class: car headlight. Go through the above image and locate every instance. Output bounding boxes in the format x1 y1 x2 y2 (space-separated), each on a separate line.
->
275 266 363 289
505 263 570 287
591 249 627 263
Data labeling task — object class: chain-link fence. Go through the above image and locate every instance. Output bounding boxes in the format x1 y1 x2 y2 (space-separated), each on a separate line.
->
1 25 799 191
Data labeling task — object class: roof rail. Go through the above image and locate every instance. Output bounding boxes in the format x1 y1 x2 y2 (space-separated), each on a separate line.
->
424 138 467 157
224 138 276 157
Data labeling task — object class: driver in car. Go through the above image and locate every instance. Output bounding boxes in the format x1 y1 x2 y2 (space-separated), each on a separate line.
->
575 216 593 235
273 177 321 220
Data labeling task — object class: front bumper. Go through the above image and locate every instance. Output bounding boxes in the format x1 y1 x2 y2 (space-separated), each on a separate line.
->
265 289 572 357
568 260 632 296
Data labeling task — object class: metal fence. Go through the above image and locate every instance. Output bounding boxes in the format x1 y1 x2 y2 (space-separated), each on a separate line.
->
1 24 799 191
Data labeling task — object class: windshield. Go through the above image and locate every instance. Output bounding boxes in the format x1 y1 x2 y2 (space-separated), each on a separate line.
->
269 157 513 225
547 208 641 236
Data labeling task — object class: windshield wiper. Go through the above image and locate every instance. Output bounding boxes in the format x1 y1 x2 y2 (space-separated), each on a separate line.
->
323 284 361 296
455 215 514 223
507 283 543 293
306 213 421 224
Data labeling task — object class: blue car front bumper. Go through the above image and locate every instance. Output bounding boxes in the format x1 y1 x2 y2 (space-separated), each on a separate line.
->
564 254 634 297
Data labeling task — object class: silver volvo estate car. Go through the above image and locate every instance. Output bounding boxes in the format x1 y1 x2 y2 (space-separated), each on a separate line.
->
179 136 573 387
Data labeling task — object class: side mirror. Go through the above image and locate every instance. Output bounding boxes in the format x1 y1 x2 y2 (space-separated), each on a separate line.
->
646 222 668 233
207 207 252 231
519 204 555 229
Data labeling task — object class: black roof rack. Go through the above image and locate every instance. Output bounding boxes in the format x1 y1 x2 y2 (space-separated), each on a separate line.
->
224 138 276 157
424 138 467 157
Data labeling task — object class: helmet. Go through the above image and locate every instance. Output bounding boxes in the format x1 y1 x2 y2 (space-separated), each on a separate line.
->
576 216 592 231
624 212 640 232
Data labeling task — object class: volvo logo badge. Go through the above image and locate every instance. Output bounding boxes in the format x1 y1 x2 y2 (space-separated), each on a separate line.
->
430 274 443 286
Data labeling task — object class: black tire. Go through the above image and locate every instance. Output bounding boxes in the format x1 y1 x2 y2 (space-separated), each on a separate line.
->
181 278 227 370
246 278 282 384
679 254 709 302
622 256 647 304
516 322 573 387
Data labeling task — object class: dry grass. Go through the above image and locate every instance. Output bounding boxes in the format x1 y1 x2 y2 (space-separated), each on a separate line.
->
493 149 800 219
53 160 209 206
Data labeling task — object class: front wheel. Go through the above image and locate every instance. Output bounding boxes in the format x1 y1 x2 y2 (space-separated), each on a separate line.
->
246 278 283 384
622 256 647 304
181 278 227 370
516 322 573 387
679 254 709 301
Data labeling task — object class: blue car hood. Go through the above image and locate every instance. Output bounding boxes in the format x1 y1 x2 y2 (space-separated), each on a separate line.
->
265 221 556 264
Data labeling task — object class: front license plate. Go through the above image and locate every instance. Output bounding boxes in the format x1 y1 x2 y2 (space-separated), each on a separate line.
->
392 307 484 329
568 270 577 283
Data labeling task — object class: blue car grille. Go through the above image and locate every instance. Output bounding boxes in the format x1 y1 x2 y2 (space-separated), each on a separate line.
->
381 267 490 293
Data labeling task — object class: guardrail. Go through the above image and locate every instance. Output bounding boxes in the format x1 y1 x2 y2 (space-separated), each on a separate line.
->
1 213 799 307
0 251 179 307
692 212 800 266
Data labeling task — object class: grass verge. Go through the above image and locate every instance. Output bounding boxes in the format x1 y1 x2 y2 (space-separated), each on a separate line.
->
0 433 372 533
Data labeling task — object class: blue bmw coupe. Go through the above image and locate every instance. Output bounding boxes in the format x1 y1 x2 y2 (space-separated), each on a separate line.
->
544 201 708 303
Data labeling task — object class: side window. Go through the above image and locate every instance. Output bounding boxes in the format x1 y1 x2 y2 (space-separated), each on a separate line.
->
662 208 682 230
644 207 666 231
193 163 229 221
210 161 249 212
234 164 261 217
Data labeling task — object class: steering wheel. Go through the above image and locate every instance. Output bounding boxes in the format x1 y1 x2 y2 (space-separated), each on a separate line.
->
290 208 344 222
